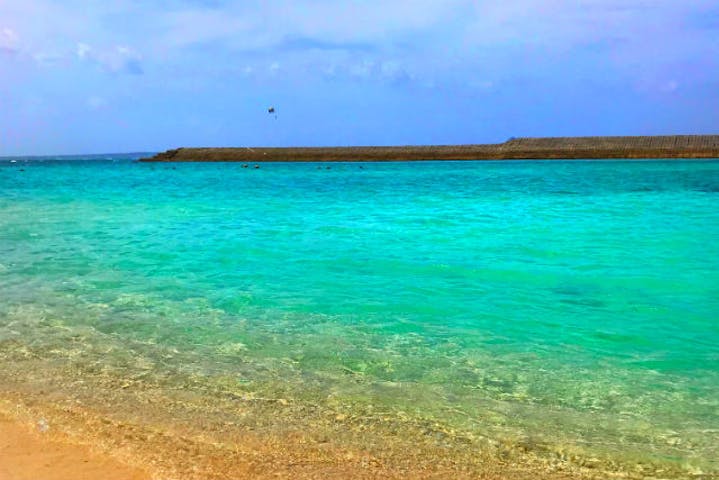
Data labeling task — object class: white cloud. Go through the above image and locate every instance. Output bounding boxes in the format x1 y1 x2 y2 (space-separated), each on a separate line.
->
76 43 144 75
86 96 108 110
1 0 717 90
349 60 375 79
0 27 20 53
32 51 62 66
152 0 465 52
102 46 143 74
76 42 91 59
380 61 404 79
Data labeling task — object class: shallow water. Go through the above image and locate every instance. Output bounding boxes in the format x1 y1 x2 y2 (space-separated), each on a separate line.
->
1 157 718 475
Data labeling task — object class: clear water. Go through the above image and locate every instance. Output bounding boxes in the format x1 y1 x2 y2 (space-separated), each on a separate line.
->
1 156 718 474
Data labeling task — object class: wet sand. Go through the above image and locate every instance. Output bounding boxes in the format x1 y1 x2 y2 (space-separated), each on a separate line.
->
0 412 148 480
0 336 689 480
0 370 646 480
0 393 576 480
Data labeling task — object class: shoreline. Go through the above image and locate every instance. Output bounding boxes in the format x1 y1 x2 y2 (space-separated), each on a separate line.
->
0 350 697 480
0 388 611 480
140 135 719 162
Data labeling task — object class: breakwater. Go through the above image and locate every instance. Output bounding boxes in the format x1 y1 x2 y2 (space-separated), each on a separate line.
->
141 135 719 162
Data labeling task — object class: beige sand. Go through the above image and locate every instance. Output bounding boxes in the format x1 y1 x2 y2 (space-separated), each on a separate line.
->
0 392 593 480
0 412 149 480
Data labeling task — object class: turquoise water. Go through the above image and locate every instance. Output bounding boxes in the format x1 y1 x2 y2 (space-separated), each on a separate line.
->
1 157 718 474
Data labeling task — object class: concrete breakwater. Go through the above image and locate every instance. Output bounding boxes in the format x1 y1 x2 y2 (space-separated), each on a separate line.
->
140 135 719 162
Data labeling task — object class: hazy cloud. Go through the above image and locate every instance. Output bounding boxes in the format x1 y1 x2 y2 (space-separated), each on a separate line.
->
277 35 375 53
76 43 144 75
76 43 92 60
86 95 108 110
32 51 63 66
3 1 718 85
1 0 718 154
0 27 20 54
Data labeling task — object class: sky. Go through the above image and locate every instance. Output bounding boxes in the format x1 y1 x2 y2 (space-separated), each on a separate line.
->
1 0 718 155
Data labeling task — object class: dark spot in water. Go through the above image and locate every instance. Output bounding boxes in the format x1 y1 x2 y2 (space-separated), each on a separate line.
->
552 285 606 308
592 331 641 344
551 285 584 297
480 377 516 393
560 297 606 308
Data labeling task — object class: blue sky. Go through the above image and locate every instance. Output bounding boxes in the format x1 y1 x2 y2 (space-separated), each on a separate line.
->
1 1 718 155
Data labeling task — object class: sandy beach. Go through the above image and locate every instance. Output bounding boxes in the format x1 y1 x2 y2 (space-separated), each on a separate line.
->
0 384 602 480
0 412 148 480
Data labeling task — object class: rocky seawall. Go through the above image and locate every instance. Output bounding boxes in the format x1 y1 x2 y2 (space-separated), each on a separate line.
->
140 135 719 162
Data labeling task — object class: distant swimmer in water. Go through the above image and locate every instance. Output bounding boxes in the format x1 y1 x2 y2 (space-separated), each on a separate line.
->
254 164 260 169
242 164 248 168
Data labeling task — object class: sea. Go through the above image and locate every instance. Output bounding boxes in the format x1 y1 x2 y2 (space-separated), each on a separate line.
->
1 155 717 478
